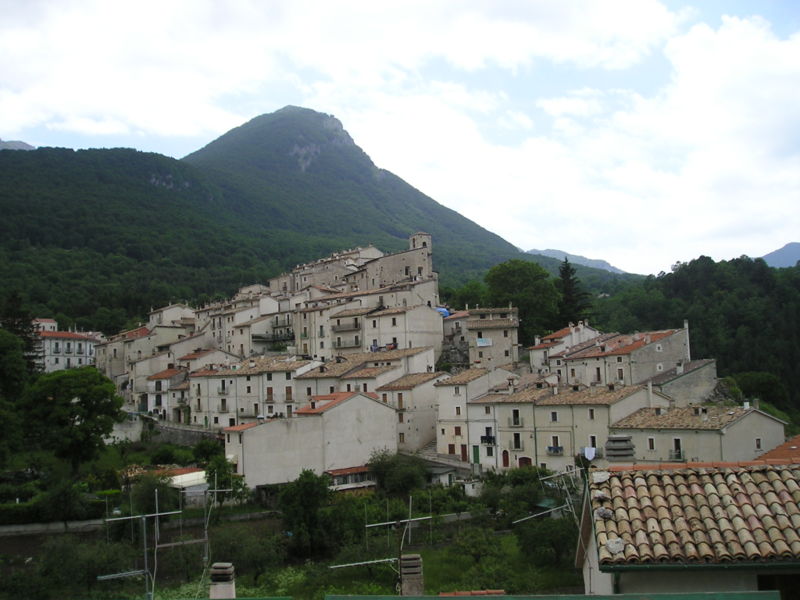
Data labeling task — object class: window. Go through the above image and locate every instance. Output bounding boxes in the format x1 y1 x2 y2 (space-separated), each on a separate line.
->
214 417 219 424
391 317 397 326
441 428 445 435
550 411 558 422
382 393 387 403
656 344 663 352
246 386 251 394
320 341 324 349
551 435 560 447
362 383 368 392
226 434 230 443
590 435 597 448
588 408 595 420
616 356 622 363
372 320 377 328
455 406 461 416
648 437 655 451
398 413 404 423
570 368 576 378
484 406 490 415
503 330 508 338
267 373 272 381
504 350 509 357
455 426 462 436
267 405 273 414
617 368 624 380
397 393 403 409
286 372 292 380
285 386 292 400
656 363 663 372
477 331 483 337
319 325 324 336
329 386 335 393
756 438 762 450
454 386 460 396
448 444 455 454
486 446 494 457
346 384 352 392
306 387 312 396
399 432 405 443
478 351 483 358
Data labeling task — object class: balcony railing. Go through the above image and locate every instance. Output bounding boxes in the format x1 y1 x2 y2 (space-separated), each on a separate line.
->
217 387 229 395
332 323 360 332
253 331 294 342
480 435 496 445
334 340 361 349
668 449 685 461
217 405 229 413
507 417 524 428
579 446 604 458
547 446 564 456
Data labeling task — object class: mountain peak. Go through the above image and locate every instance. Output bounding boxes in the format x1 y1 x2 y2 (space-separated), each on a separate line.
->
0 138 35 151
761 242 800 268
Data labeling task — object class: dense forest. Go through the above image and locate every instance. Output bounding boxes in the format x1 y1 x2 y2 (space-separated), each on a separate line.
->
0 107 636 333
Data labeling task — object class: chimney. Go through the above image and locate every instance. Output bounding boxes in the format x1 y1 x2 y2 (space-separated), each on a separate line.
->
552 386 559 395
676 361 684 375
684 319 691 361
647 381 653 407
400 554 424 596
209 562 235 599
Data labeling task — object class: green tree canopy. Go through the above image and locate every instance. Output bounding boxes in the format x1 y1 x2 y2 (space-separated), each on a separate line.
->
23 367 124 471
368 450 426 497
485 259 559 344
556 257 592 325
278 469 334 558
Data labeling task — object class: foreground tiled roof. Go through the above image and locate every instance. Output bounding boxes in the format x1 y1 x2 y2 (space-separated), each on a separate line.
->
645 358 716 385
39 330 98 341
611 405 753 430
341 365 398 379
572 330 678 359
218 355 313 376
223 422 259 432
295 391 379 414
465 318 517 330
536 384 644 406
543 326 572 340
147 367 185 381
297 347 433 379
178 349 214 361
587 463 800 567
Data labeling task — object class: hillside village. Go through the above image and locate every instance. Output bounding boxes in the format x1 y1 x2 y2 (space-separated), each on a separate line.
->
31 233 785 495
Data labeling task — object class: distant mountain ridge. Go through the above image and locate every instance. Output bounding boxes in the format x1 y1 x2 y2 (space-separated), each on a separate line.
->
761 243 800 268
527 248 626 274
0 138 35 150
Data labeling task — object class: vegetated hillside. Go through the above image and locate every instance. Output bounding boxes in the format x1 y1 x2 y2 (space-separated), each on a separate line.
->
182 106 527 282
593 255 800 408
0 106 630 332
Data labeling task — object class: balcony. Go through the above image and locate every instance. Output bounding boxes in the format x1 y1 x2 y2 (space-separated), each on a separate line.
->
509 440 524 451
52 347 61 354
507 417 524 428
334 339 361 349
579 446 604 458
253 331 294 343
668 449 685 461
217 405 229 413
480 435 496 445
332 323 360 332
217 386 229 395
547 446 564 456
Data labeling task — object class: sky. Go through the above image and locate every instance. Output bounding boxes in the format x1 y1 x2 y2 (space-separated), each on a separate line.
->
1 1 798 275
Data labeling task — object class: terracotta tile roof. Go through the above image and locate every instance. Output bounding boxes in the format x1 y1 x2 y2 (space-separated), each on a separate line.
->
325 465 369 476
147 367 185 381
217 355 313 376
223 422 259 432
760 435 800 462
549 332 618 359
570 330 678 360
536 384 645 406
295 391 379 414
39 330 97 341
190 367 221 378
178 349 214 360
331 307 376 318
297 347 433 379
434 368 489 386
377 371 447 391
528 340 560 350
611 405 754 430
587 463 800 567
123 326 151 340
469 392 521 405
33 317 57 323
341 365 399 379
171 381 190 391
543 326 572 340
465 318 517 330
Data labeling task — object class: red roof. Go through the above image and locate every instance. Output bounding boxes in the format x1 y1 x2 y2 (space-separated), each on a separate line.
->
39 330 96 341
443 310 469 321
542 326 571 341
528 340 559 350
325 465 370 476
223 422 259 432
296 391 379 414
190 368 220 377
124 326 150 340
759 434 800 462
147 367 184 381
606 458 800 472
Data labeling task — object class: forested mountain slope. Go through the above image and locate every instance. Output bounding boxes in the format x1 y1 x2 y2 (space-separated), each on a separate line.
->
0 107 632 332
